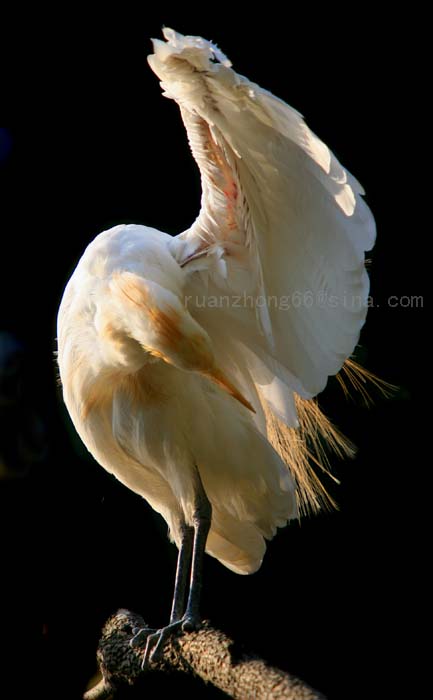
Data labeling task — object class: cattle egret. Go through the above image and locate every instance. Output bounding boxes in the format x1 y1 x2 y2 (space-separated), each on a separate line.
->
57 29 375 661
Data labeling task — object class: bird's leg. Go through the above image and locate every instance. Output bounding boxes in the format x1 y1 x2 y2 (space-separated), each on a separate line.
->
182 466 212 631
137 519 197 664
136 468 212 665
170 522 194 623
130 522 193 663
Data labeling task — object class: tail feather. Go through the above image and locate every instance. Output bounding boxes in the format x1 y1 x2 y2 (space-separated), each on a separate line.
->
206 509 266 574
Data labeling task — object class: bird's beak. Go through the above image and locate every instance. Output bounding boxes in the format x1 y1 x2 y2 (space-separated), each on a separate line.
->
202 367 255 413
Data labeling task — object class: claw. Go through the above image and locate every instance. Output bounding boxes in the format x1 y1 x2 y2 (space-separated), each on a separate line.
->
139 620 180 667
142 632 158 668
129 626 157 649
137 616 201 668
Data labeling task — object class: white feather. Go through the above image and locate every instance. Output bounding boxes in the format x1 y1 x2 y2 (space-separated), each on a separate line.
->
57 29 375 575
151 29 375 398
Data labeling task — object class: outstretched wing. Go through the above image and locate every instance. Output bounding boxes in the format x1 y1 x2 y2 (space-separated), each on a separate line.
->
148 28 375 406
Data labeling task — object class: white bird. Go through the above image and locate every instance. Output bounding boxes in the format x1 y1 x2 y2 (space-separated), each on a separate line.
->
57 29 375 659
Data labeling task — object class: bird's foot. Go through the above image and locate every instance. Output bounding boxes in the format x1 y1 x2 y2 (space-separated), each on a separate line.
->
130 614 203 668
141 620 184 667
129 625 158 650
181 612 201 632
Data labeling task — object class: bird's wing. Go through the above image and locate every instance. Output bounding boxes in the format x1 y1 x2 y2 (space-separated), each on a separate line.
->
148 28 375 405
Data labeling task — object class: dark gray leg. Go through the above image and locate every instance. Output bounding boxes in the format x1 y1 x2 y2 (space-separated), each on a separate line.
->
170 523 194 623
134 467 212 665
132 525 193 665
182 467 212 630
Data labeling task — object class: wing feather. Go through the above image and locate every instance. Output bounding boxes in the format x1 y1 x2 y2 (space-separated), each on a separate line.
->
148 29 375 401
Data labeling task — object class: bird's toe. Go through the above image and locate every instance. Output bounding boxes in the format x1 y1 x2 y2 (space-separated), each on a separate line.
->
129 626 157 648
142 620 185 666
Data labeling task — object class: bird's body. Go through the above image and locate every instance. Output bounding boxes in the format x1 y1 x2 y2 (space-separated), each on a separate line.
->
58 29 376 644
58 224 296 573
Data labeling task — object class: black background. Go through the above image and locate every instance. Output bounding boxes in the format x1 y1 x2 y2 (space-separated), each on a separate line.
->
0 9 426 700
